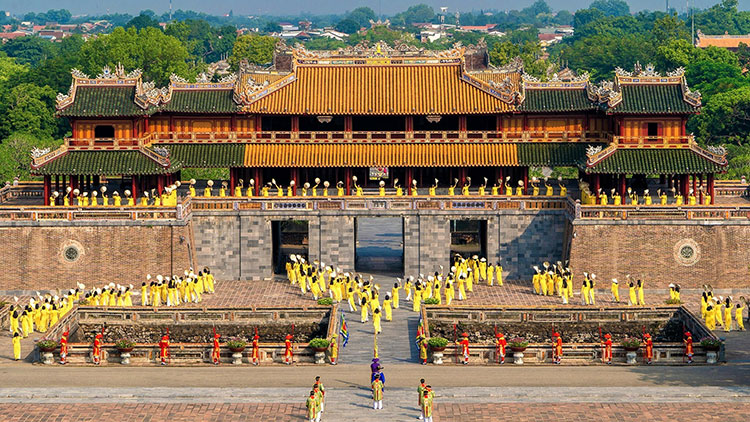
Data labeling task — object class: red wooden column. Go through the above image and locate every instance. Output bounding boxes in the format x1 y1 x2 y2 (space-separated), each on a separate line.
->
43 175 51 204
593 174 600 198
682 174 690 198
254 168 261 196
291 168 299 195
708 173 715 204
229 168 236 195
157 175 164 195
345 168 352 195
131 176 138 200
698 174 704 203
620 174 626 199
692 174 697 196
523 167 529 194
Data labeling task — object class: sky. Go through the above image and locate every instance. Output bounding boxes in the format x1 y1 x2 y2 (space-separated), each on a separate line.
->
2 0 748 17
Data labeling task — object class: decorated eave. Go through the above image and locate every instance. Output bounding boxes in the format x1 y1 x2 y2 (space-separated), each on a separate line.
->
518 71 598 112
602 63 701 114
582 143 727 175
30 144 177 176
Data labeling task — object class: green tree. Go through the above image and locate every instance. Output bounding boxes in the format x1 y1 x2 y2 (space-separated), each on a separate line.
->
572 8 606 28
228 34 277 68
0 133 61 181
335 18 360 34
588 0 630 17
0 83 58 140
305 37 347 50
693 85 750 146
347 7 376 27
393 4 435 25
0 56 27 83
652 15 689 43
78 27 195 86
0 36 55 67
263 22 282 33
347 26 417 47
126 13 160 31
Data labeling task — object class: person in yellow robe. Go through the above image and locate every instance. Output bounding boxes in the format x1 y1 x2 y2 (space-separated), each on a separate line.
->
12 331 21 360
611 279 620 303
705 304 716 330
532 267 541 294
360 297 369 323
736 302 746 331
628 281 637 307
383 294 393 321
413 285 423 313
391 281 400 309
581 276 590 305
372 308 382 334
724 300 733 332
637 279 645 306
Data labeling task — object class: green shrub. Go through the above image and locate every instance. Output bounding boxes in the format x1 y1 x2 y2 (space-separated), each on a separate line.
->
308 338 330 349
508 337 528 348
36 340 57 350
115 339 135 349
700 338 722 348
317 297 334 305
427 337 449 348
621 338 641 348
664 298 682 305
226 338 247 349
424 298 440 305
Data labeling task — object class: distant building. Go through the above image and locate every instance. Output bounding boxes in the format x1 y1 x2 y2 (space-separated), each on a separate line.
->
0 31 27 42
695 30 750 51
459 24 497 32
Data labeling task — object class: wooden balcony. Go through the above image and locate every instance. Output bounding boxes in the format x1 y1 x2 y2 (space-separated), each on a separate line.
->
609 134 694 148
147 130 610 144
65 134 152 149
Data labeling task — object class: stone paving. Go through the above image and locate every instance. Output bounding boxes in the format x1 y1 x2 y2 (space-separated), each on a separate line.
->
1 387 749 421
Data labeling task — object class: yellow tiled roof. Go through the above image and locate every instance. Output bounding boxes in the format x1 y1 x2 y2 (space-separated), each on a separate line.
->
243 143 519 167
243 64 516 115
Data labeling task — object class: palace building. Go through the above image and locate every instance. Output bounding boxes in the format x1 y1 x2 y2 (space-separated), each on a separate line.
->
31 41 726 202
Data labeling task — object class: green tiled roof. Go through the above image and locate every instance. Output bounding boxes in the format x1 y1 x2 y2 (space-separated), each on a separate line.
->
609 85 698 114
158 144 245 168
33 151 178 175
517 143 595 167
58 86 149 117
160 90 238 113
584 149 726 174
520 89 596 112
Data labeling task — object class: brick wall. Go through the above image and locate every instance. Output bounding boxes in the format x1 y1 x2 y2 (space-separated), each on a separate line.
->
0 221 194 291
569 221 750 289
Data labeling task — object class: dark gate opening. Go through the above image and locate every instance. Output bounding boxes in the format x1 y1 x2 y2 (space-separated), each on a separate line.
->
272 220 309 274
355 217 404 274
450 219 487 260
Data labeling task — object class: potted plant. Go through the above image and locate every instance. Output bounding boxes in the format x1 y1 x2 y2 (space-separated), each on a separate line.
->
427 336 449 352
508 337 528 353
700 338 722 352
226 337 247 353
115 339 135 353
37 339 57 353
424 298 440 305
309 337 330 353
621 337 641 352
317 298 333 306
664 298 682 305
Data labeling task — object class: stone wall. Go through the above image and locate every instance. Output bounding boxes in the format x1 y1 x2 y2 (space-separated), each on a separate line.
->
569 220 750 289
0 220 194 291
191 209 568 281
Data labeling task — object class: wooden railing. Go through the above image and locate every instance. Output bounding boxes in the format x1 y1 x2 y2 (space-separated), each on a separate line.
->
189 195 570 213
715 180 750 197
0 205 186 221
0 182 44 203
145 130 609 144
609 134 694 147
65 134 151 149
576 201 750 220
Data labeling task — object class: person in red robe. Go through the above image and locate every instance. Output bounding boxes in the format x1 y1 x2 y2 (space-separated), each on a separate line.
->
252 334 260 365
59 331 69 365
684 332 693 364
643 333 654 364
159 334 170 366
457 332 470 365
284 334 293 365
553 332 563 365
212 333 221 365
92 333 102 365
495 333 507 364
602 333 613 364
